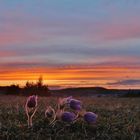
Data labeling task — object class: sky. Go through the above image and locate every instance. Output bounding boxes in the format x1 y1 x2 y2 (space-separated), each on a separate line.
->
0 0 140 89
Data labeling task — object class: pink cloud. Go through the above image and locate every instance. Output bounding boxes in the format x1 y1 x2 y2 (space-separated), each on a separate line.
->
0 24 44 46
89 17 140 42
0 51 16 57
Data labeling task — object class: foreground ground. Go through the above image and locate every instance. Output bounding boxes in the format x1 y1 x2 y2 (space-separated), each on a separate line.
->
0 95 140 140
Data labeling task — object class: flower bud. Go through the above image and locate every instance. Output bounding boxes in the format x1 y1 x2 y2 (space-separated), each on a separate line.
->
45 106 55 118
27 95 37 108
84 112 97 124
69 99 82 111
61 112 76 122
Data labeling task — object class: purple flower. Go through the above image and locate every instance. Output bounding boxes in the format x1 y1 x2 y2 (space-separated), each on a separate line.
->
27 95 37 108
46 111 54 118
84 112 97 124
45 106 55 118
69 99 82 111
61 112 76 122
25 95 38 127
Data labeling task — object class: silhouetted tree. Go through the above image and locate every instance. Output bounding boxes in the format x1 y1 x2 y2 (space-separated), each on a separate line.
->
23 76 51 96
37 76 43 88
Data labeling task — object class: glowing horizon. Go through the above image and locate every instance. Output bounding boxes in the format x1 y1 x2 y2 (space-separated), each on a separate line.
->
0 65 140 89
0 1 140 89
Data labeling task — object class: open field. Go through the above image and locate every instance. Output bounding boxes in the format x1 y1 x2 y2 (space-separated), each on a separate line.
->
0 95 140 140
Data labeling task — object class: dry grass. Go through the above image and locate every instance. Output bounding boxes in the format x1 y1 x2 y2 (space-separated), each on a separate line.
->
0 95 140 140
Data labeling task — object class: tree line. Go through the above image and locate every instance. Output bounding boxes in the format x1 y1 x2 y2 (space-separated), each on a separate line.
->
0 77 51 96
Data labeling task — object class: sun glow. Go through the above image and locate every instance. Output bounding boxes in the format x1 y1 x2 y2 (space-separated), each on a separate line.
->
0 66 139 89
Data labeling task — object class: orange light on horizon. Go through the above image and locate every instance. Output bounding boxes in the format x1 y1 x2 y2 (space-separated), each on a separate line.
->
0 65 140 89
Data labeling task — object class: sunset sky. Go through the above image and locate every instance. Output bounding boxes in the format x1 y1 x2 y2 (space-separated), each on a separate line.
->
0 0 140 89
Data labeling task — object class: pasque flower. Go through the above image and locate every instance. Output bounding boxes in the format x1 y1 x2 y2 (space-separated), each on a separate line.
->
61 112 76 123
45 106 55 119
24 95 98 127
84 112 98 124
69 99 82 111
25 95 38 127
27 95 37 108
49 96 76 125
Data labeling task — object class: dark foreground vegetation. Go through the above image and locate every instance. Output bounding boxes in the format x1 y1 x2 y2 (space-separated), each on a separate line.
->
0 95 140 140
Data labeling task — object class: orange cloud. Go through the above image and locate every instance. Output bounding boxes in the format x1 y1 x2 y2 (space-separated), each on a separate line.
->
0 65 140 89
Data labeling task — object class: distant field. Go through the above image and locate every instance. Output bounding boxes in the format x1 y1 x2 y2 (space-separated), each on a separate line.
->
0 95 140 140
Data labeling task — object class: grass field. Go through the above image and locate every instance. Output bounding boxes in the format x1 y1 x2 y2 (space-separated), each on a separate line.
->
0 95 140 140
